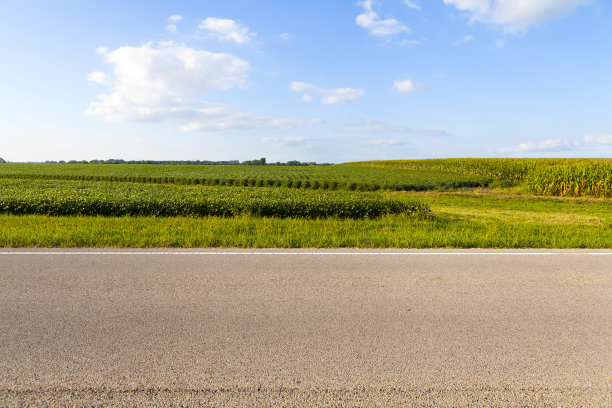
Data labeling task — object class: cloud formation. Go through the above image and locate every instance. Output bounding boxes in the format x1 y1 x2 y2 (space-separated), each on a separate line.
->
261 137 311 147
356 0 411 36
500 133 612 153
500 138 571 153
444 0 594 33
290 81 365 105
199 17 255 44
166 14 182 32
88 71 111 85
393 77 421 94
86 41 308 131
341 118 451 137
584 134 612 145
404 1 422 11
369 139 408 147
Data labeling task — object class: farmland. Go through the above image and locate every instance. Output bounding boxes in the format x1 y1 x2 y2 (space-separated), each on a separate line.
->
345 158 612 197
0 159 610 248
0 179 428 218
0 162 486 191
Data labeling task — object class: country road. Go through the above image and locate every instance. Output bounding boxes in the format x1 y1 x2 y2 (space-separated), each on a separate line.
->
1 249 610 407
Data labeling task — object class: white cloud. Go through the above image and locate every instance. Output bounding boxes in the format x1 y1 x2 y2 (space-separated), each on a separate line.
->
166 15 182 32
501 134 612 153
584 134 612 144
199 17 255 44
279 33 293 40
404 1 422 10
301 93 313 102
290 81 365 105
321 88 365 105
179 108 318 132
356 0 411 36
89 41 249 111
393 77 421 94
289 82 315 92
261 137 310 147
88 71 111 84
396 38 423 46
86 41 307 132
500 138 571 153
370 139 407 147
454 34 474 45
341 118 451 137
444 0 594 33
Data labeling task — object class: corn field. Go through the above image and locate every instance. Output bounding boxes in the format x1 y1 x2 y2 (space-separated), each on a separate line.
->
526 164 612 197
346 158 612 196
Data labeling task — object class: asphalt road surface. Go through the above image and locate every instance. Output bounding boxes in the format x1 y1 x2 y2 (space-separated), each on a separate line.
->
1 249 610 407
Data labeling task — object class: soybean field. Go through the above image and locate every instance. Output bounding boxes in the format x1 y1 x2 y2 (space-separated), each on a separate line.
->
0 158 610 248
0 162 487 192
1 158 610 197
0 179 428 219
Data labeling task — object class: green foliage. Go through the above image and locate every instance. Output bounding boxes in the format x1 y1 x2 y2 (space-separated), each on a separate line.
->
0 180 429 219
526 163 612 197
0 163 488 192
1 159 610 198
345 158 612 196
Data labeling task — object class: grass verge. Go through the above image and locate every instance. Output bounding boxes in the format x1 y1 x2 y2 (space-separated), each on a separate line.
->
1 189 609 248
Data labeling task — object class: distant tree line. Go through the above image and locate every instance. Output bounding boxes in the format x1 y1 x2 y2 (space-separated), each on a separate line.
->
39 158 332 166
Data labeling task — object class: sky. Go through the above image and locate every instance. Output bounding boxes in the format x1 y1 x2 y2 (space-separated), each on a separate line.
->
0 0 611 163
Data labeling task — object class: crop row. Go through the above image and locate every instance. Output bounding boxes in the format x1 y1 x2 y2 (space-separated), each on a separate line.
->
526 164 612 197
2 159 609 197
0 180 430 218
346 158 612 185
0 163 487 191
347 158 612 196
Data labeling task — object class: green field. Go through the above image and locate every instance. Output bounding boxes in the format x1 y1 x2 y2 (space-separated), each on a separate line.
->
0 162 487 191
0 159 610 248
0 179 428 219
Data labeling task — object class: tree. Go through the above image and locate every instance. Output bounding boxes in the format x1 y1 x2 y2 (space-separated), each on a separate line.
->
0 157 5 163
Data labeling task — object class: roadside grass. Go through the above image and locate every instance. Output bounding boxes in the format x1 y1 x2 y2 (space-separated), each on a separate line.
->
1 190 609 248
395 189 612 220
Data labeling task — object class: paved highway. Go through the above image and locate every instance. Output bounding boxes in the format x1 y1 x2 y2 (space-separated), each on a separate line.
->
0 249 610 406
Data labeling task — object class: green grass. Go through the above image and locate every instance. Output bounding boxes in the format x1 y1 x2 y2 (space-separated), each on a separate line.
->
1 191 609 248
0 160 609 248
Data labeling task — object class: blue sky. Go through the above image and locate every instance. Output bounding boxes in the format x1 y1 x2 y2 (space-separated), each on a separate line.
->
1 0 610 163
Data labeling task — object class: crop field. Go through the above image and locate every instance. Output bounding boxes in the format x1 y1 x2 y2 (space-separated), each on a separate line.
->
0 163 488 191
1 158 609 196
346 158 612 197
0 159 609 248
0 179 428 219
